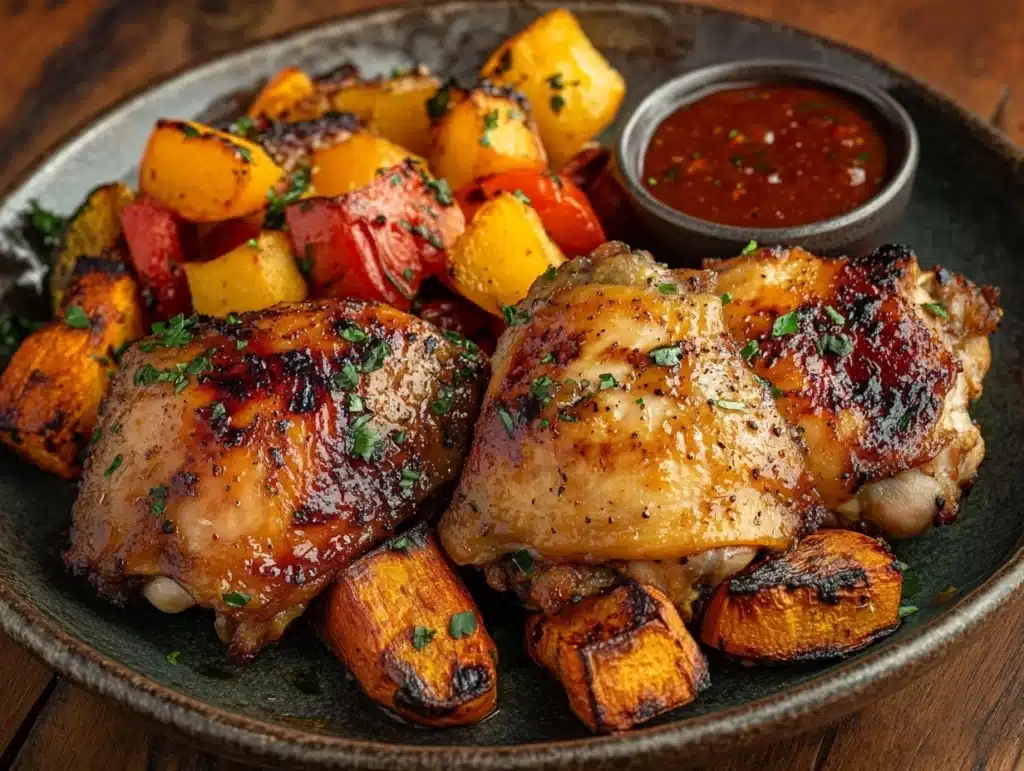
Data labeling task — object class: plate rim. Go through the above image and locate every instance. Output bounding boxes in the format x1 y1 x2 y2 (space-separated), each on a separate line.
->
0 1 1021 768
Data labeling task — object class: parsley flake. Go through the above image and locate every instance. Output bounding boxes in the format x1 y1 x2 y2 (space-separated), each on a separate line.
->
657 282 678 295
922 302 949 320
825 305 846 325
104 455 122 477
740 339 760 361
511 549 534 574
449 610 477 639
412 626 436 650
715 399 746 411
816 333 854 358
649 344 683 367
223 591 251 608
64 306 90 329
497 404 515 437
598 373 618 390
720 292 733 306
399 467 421 490
771 311 800 337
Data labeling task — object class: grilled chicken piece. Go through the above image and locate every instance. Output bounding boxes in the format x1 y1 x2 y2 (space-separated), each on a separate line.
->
712 245 1001 538
65 300 486 660
439 242 823 614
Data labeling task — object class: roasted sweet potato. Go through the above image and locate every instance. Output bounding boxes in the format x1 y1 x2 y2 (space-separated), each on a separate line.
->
700 530 903 662
311 131 425 198
247 66 319 121
319 524 498 727
328 69 440 156
427 82 547 191
0 261 143 478
480 9 626 167
50 182 135 310
526 580 709 734
446 191 565 316
184 230 307 316
139 119 284 222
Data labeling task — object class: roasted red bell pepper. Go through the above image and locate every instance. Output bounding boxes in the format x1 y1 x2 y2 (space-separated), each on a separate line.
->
197 217 262 261
120 195 195 321
285 160 464 309
560 146 638 243
455 169 606 258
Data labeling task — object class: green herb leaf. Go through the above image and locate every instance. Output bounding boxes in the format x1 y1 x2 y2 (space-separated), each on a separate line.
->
511 549 534 574
657 282 678 295
331 363 361 391
235 339 248 350
649 344 683 367
347 393 365 413
166 650 181 665
720 292 733 306
399 467 421 491
740 239 758 255
497 404 515 436
754 373 783 398
740 339 760 361
771 311 800 337
412 626 436 651
815 332 855 358
549 94 566 114
104 455 123 477
512 189 532 206
714 399 746 411
210 402 227 421
179 123 201 138
431 387 453 415
64 305 90 329
825 305 846 325
223 591 251 608
349 414 381 461
498 303 531 327
635 396 645 407
148 485 169 515
449 610 477 639
425 176 454 206
922 302 949 320
898 605 918 618
598 373 618 390
27 200 65 251
361 340 392 372
265 167 311 229
426 78 455 121
546 72 565 90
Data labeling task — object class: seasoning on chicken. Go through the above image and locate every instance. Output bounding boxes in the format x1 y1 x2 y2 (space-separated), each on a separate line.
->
64 300 487 661
711 245 1001 537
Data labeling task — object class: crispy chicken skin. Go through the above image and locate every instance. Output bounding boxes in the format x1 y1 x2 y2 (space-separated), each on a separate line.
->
712 245 1001 537
65 299 486 660
439 243 824 582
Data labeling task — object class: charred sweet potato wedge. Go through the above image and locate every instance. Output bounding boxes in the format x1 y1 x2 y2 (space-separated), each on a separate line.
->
526 580 709 734
700 530 903 662
319 524 498 727
0 260 143 478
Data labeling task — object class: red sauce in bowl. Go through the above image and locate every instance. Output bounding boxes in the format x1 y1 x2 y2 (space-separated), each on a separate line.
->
642 84 889 228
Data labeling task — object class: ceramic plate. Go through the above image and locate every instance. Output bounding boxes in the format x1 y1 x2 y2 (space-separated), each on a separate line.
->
0 2 1021 769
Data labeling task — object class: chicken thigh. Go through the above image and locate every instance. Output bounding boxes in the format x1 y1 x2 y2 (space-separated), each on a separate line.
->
65 299 486 660
439 242 823 613
712 245 1000 537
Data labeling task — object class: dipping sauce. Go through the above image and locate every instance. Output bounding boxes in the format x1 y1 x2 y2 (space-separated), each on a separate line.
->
642 84 888 227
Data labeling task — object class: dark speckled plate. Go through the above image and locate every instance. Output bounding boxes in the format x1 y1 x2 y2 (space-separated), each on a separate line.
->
0 2 1021 769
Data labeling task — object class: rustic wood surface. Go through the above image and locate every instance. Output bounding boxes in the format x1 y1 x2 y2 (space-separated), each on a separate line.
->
0 1 1021 769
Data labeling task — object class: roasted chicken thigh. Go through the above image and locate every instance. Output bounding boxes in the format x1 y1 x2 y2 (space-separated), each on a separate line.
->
65 299 486 660
439 242 823 613
712 245 1001 537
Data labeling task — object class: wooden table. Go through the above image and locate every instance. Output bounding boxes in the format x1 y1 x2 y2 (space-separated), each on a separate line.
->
0 1 1021 769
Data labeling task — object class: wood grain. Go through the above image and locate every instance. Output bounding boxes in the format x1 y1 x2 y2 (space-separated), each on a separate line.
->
0 1 1020 770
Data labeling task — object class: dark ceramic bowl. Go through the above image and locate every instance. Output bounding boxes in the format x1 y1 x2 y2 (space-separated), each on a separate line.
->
616 59 920 262
0 2 1021 770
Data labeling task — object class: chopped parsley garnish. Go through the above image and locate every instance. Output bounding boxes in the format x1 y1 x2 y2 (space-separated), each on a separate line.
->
222 591 251 608
511 189 532 206
349 414 380 461
598 373 618 390
540 352 555 364
361 340 392 372
179 123 201 138
497 404 515 436
530 375 555 406
166 650 181 665
740 239 758 255
542 265 558 281
392 429 407 445
391 529 425 552
754 373 783 398
103 455 122 477
226 313 241 326
479 109 500 147
425 176 454 206
64 305 90 329
546 72 565 90
235 339 248 350
898 605 918 618
148 485 169 515
449 610 477 639
210 402 227 420
140 314 197 351
922 302 949 320
426 78 455 121
331 363 361 391
771 311 800 337
90 427 103 445
265 167 311 229
825 305 846 325
347 393 364 413
235 145 253 164
510 549 534 574
720 292 733 306
412 626 436 650
499 303 531 326
27 200 65 251
649 344 683 367
399 467 421 490
337 322 369 343
550 94 566 114
715 399 746 411
740 339 760 361
635 396 645 407
657 282 678 295
816 333 854 358
431 387 453 414
558 411 578 423
133 351 213 393
228 115 254 138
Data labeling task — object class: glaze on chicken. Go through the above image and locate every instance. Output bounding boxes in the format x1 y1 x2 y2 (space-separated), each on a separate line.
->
439 242 824 613
65 299 486 660
712 245 1001 537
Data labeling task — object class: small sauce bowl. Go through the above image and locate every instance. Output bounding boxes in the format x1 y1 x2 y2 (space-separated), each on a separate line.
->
616 60 919 263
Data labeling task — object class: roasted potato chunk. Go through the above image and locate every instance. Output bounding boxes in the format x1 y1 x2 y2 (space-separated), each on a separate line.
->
447 192 564 316
311 131 424 198
247 66 322 121
319 525 498 727
700 530 903 662
140 119 284 222
428 83 547 191
50 182 135 311
329 70 440 156
481 9 626 167
183 230 307 316
526 580 709 734
0 261 143 478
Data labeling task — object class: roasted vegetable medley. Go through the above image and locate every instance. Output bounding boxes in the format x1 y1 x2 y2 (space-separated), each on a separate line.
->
0 8 1001 734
